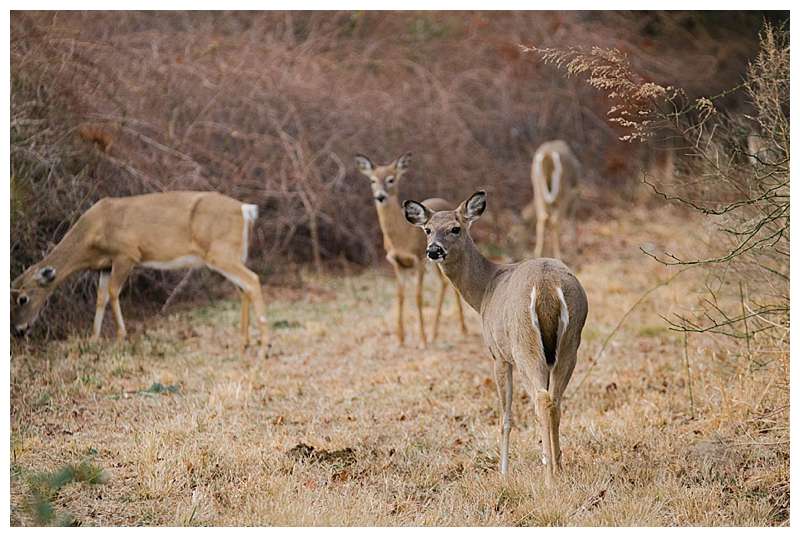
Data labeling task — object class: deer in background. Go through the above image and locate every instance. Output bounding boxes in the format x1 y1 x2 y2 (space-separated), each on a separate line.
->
404 191 588 479
522 140 582 259
11 191 270 357
354 152 467 348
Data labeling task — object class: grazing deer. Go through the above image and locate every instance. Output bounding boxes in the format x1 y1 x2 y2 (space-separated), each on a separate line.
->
404 191 588 478
11 191 270 356
522 140 581 259
354 152 467 348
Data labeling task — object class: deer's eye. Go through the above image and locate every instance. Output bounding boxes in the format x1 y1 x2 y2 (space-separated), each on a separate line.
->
423 228 431 235
386 176 395 185
451 226 461 235
17 295 29 306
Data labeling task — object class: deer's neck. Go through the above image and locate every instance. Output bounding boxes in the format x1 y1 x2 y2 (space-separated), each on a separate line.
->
375 196 411 247
440 236 499 313
36 221 97 287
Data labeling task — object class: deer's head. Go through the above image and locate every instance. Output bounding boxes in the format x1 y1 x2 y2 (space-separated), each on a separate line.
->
403 191 486 264
11 265 57 336
354 152 412 206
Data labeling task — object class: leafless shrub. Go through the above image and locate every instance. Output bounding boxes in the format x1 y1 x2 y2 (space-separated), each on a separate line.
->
529 21 788 340
11 11 770 336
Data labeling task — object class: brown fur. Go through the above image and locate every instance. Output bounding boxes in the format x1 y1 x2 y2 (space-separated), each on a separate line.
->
525 140 582 259
11 191 270 355
355 153 466 347
404 191 589 478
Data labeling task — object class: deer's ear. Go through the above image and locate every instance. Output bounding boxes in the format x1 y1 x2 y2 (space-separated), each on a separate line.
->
35 266 56 286
459 191 487 225
354 154 374 176
403 200 431 227
394 152 412 172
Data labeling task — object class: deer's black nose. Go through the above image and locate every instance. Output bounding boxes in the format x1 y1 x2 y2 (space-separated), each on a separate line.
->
375 193 387 203
426 243 446 261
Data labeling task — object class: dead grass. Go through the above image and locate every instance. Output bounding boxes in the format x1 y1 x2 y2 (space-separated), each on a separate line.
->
10 204 788 526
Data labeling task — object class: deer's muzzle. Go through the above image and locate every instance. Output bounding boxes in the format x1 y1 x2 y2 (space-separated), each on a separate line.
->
426 243 447 262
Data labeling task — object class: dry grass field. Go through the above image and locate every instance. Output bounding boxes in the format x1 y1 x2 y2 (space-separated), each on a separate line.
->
10 204 788 526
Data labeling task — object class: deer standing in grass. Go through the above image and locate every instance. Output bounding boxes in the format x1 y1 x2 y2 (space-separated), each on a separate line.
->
11 191 270 356
354 152 467 348
522 140 581 259
404 191 588 478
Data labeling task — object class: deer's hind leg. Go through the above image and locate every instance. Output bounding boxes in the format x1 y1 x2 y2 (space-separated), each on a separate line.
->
515 346 559 482
493 357 513 475
92 270 111 340
534 388 559 482
239 289 251 351
206 257 270 357
550 209 562 259
546 337 579 474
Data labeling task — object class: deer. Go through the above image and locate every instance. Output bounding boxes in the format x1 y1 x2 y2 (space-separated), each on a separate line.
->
11 191 270 357
521 140 582 259
354 152 467 348
404 191 588 479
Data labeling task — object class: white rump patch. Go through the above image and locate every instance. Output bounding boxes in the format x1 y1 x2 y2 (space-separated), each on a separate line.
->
530 285 547 360
536 151 562 205
556 287 570 341
529 285 540 331
241 204 258 263
141 255 203 271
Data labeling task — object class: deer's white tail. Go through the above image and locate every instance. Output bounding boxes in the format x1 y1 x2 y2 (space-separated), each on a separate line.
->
530 285 570 369
535 151 562 205
241 204 258 263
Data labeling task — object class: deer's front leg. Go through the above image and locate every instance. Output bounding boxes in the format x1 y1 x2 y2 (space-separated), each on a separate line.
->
92 270 111 340
415 264 427 349
109 258 135 341
453 286 468 336
535 210 547 258
387 256 406 346
431 269 447 342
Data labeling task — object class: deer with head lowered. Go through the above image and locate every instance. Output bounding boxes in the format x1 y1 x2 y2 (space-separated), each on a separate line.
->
404 191 588 479
522 140 582 259
11 191 270 357
354 152 467 348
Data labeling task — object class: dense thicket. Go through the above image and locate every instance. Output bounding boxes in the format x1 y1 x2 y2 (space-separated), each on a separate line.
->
10 11 778 336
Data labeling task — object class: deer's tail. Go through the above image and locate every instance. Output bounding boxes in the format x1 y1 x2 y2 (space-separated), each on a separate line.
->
533 151 562 205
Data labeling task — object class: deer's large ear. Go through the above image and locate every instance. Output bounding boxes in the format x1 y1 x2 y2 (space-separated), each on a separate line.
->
354 154 374 176
394 152 412 172
35 266 56 286
403 200 431 227
458 191 487 225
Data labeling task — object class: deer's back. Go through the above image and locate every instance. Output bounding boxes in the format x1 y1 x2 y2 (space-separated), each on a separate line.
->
480 258 587 362
87 191 247 261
